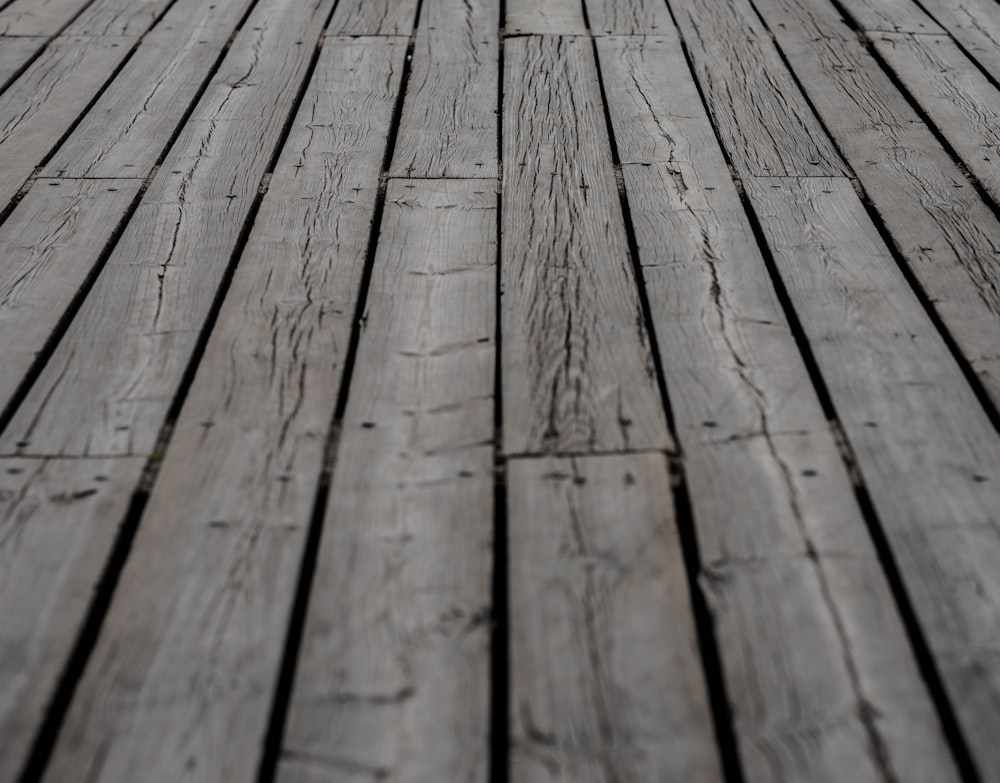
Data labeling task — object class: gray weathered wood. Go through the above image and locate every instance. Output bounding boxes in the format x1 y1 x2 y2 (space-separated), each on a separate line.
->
0 0 91 35
43 0 257 178
0 0 341 458
746 175 1000 779
389 0 498 178
0 456 146 783
37 38 406 782
502 35 670 455
827 0 941 33
508 453 723 782
279 179 496 783
749 0 1000 428
669 0 847 177
327 0 420 36
506 0 586 35
0 35 45 86
585 0 672 35
0 178 142 414
63 0 173 37
598 34 960 783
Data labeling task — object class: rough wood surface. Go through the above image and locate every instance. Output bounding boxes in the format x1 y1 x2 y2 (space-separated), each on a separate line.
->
327 0 420 36
0 35 45 86
585 0 673 35
389 0 498 178
0 456 145 783
63 0 173 37
0 0 340 458
508 453 724 782
280 180 496 783
501 35 670 455
829 0 941 33
598 34 960 783
506 0 587 35
0 0 90 35
746 175 1000 779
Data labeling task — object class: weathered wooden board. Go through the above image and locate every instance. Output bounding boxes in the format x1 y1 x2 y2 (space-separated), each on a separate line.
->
43 0 257 178
0 178 142 416
0 0 91 35
750 0 1000 426
0 35 138 211
279 180 496 783
0 35 45 87
597 35 960 783
63 0 173 37
327 0 420 36
389 0 498 178
0 456 145 783
585 0 673 35
746 176 1000 779
501 35 669 455
829 0 941 33
507 453 723 782
506 0 586 35
668 0 847 177
35 36 406 783
0 0 340 458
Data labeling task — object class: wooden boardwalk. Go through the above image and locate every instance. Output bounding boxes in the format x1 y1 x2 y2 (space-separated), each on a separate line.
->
1 0 999 779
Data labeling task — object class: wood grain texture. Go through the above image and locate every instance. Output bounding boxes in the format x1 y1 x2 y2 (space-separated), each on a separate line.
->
506 0 586 35
0 0 90 35
35 36 406 783
585 0 673 35
598 35 959 783
0 35 45 86
824 0 941 33
280 180 496 783
508 453 723 782
42 0 257 178
327 0 420 36
0 0 339 458
501 35 670 455
0 456 145 783
63 0 173 37
389 0 498 178
669 0 847 177
0 178 142 415
751 0 1000 433
746 175 1000 779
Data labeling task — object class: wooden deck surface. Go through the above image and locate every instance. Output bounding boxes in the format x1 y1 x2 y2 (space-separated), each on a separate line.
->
1 0 999 780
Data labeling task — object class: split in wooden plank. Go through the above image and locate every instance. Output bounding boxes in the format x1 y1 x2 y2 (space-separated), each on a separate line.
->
501 35 670 455
43 0 259 178
280 180 496 783
0 0 342 458
0 0 93 36
745 175 1000 779
597 34 960 783
33 36 407 783
327 0 420 36
389 0 498 178
0 456 146 783
508 453 724 782
584 0 673 35
668 0 848 177
505 0 587 35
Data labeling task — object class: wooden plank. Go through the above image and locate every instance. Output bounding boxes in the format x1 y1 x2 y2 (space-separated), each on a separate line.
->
501 35 670 455
585 0 673 35
745 175 1000 778
0 178 142 415
597 35 960 783
750 0 1000 428
0 0 91 36
327 0 420 36
389 0 498 178
63 0 173 37
0 456 145 783
43 0 257 178
279 179 495 783
39 38 406 782
0 35 45 87
508 454 723 782
828 0 942 33
0 34 138 211
506 0 586 35
0 0 342 458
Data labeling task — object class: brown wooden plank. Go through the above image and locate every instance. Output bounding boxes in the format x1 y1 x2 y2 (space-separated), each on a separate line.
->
327 0 420 36
0 456 145 783
749 0 1000 428
501 35 670 455
279 179 495 783
597 34 960 783
508 453 723 782
42 0 257 179
585 0 673 35
389 0 498 178
0 0 91 35
745 175 1000 779
669 0 847 177
506 0 586 35
38 37 405 782
0 0 341 458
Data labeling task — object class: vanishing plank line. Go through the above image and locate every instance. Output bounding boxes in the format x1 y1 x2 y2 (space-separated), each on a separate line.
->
508 454 724 782
501 35 670 456
279 180 496 783
598 33 960 783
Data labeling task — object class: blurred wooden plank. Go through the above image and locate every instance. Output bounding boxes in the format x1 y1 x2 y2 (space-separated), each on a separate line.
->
831 0 941 33
327 0 420 36
586 0 672 35
280 180 496 783
506 0 586 35
598 34 960 783
0 35 45 86
0 0 91 35
501 35 670 455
